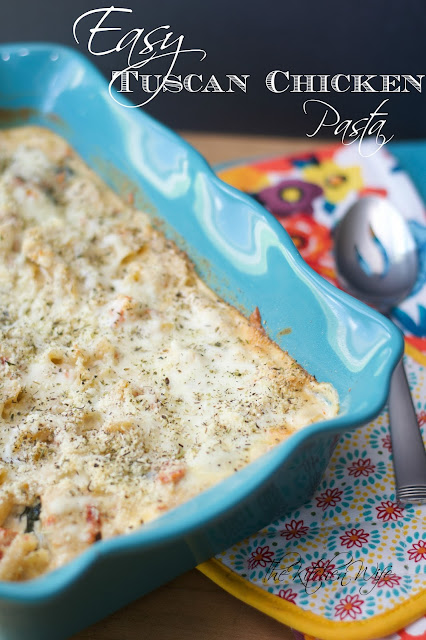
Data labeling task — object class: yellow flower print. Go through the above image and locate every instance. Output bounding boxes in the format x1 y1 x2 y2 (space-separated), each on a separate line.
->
303 161 363 204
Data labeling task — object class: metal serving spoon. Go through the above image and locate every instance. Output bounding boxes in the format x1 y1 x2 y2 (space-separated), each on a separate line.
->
334 195 426 505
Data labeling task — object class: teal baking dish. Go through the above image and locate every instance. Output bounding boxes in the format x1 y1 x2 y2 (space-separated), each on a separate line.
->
0 43 403 639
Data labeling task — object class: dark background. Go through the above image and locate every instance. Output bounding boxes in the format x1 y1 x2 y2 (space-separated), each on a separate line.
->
2 0 426 140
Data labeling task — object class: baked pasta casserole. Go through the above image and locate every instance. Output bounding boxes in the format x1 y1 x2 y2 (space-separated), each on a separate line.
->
0 127 339 580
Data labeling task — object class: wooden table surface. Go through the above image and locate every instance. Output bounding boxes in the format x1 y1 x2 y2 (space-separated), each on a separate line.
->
72 132 321 640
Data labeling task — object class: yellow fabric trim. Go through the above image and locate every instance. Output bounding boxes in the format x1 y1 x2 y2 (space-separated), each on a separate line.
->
197 559 426 640
405 341 426 366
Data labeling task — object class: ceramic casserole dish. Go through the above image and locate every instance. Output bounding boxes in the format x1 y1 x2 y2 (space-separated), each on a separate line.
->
0 43 403 640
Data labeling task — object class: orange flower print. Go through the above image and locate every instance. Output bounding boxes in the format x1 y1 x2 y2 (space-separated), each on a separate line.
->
347 457 375 477
280 519 309 540
335 594 364 620
382 434 392 452
277 588 297 603
305 558 336 582
247 545 275 570
280 214 332 266
340 528 369 549
316 487 343 511
408 541 426 563
373 572 401 588
376 500 404 522
418 410 426 427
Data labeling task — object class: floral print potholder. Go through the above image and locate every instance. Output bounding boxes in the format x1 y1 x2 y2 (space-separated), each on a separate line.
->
199 142 426 640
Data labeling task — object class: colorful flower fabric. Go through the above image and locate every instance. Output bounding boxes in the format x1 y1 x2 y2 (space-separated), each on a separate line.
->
212 142 426 640
278 587 298 603
347 457 376 477
408 541 426 564
302 160 363 205
339 528 369 549
315 487 343 511
280 520 310 540
373 572 402 589
248 545 275 570
218 165 270 193
335 594 364 620
376 501 405 523
255 179 322 217
278 214 333 276
216 361 426 635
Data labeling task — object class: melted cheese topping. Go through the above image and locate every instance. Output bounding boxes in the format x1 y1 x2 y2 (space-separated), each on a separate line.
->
0 127 338 580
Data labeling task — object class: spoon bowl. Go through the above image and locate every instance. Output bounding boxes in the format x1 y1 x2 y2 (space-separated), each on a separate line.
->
334 196 418 313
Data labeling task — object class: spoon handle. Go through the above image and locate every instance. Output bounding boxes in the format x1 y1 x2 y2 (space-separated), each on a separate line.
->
388 358 426 504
